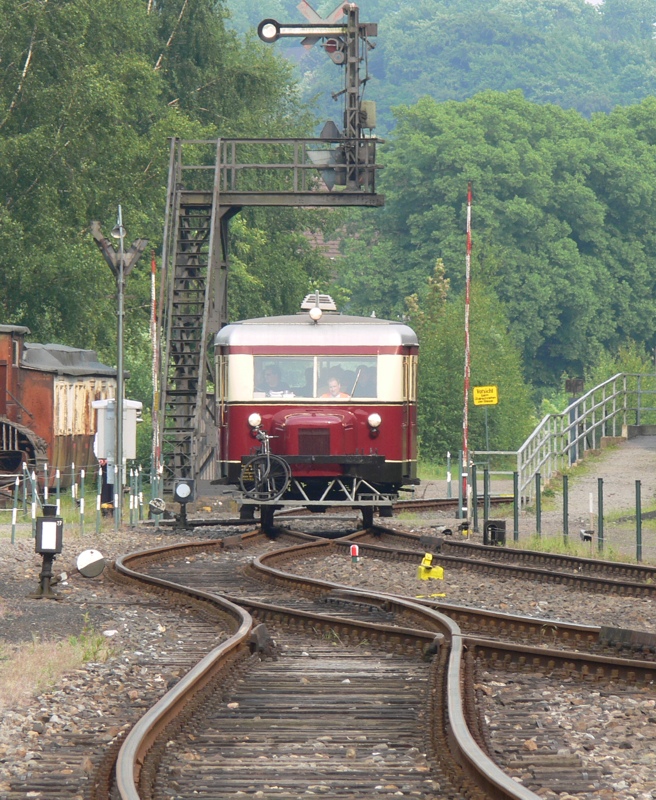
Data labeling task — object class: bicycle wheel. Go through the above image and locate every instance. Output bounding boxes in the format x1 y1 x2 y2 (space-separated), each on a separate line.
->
240 454 291 501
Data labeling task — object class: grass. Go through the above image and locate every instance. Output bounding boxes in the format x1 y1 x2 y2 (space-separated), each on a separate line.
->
418 460 448 481
0 616 115 712
68 614 117 662
512 533 623 560
395 511 426 525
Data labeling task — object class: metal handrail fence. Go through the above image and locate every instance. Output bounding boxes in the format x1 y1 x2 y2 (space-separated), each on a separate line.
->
473 372 656 507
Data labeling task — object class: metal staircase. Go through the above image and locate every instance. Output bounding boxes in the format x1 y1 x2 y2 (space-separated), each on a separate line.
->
159 141 227 489
157 134 383 492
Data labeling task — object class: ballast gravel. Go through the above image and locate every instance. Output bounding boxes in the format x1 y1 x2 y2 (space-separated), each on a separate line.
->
0 523 245 798
289 549 656 800
1 518 656 800
290 549 656 632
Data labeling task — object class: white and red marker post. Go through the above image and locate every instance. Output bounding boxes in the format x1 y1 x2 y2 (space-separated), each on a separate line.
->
462 181 473 523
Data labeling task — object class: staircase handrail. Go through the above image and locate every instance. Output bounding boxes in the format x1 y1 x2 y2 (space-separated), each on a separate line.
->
473 372 656 505
516 373 627 501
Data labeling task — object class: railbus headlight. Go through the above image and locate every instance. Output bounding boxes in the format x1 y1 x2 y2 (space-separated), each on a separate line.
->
248 412 262 428
367 413 382 429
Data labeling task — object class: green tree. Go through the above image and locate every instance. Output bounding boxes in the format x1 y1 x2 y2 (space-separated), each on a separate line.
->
0 0 324 352
251 0 656 134
406 263 535 459
335 91 656 389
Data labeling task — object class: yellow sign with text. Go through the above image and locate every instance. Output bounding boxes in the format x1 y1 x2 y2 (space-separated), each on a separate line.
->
473 385 498 406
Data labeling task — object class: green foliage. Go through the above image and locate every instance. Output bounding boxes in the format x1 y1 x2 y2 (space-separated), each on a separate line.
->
0 0 333 416
228 209 334 320
334 91 656 389
538 384 572 417
586 340 655 387
0 0 321 335
229 0 656 134
406 264 535 458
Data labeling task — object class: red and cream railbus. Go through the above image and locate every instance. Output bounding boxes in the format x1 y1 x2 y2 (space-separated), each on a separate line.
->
214 296 418 528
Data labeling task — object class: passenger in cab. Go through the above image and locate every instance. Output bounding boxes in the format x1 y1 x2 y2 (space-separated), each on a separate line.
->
321 376 350 399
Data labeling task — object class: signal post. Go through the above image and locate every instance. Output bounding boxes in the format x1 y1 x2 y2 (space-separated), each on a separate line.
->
156 3 384 493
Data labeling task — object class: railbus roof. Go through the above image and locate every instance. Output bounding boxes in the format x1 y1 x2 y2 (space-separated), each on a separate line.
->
215 313 418 350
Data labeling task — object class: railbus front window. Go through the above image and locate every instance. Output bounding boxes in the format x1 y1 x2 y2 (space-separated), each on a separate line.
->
318 357 377 399
252 356 378 400
253 357 315 398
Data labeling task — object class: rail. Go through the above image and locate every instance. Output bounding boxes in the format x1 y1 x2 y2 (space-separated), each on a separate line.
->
473 372 656 505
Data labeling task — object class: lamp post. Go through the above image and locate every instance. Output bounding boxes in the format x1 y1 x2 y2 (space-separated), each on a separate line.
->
111 206 126 528
90 212 148 531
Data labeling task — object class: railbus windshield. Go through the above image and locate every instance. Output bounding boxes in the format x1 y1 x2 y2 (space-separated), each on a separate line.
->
253 356 378 400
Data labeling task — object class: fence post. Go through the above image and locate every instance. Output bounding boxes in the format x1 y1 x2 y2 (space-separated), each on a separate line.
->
457 451 463 520
636 479 642 563
562 475 569 542
535 473 541 536
483 468 490 527
114 462 120 531
30 469 38 538
138 466 144 521
11 476 20 544
513 471 519 542
471 463 478 533
597 477 604 552
446 451 452 499
22 465 27 514
80 468 85 536
129 469 136 527
96 465 102 534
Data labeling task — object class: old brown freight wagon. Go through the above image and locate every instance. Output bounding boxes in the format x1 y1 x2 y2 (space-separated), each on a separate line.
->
0 325 116 489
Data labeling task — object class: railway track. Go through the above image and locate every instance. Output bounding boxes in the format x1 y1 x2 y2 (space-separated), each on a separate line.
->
85 527 656 799
270 495 510 519
149 494 510 534
342 525 656 598
394 496 511 513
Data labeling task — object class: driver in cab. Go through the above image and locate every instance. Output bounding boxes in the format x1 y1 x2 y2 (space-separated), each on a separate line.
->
321 377 350 399
261 366 290 397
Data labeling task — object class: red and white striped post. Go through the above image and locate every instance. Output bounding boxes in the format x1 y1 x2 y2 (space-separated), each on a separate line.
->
150 251 161 490
462 181 473 521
